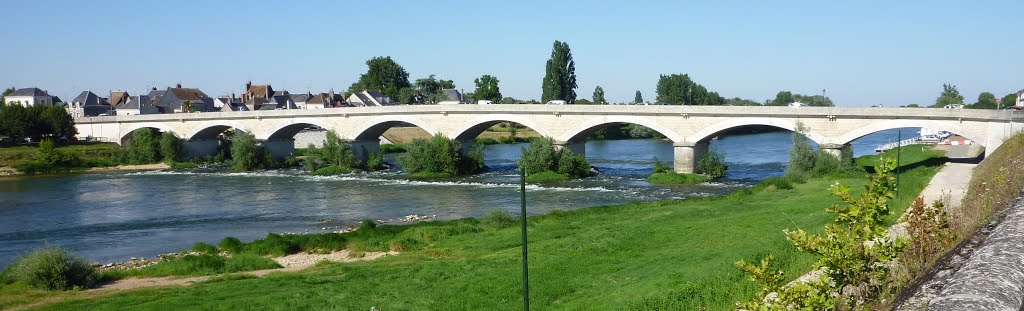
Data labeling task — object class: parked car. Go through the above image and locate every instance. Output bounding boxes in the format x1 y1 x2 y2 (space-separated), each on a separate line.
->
546 100 567 105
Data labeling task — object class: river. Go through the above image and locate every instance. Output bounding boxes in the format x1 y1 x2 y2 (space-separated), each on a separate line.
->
0 128 919 266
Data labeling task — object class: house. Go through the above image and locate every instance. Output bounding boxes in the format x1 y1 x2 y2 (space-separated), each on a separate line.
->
5 88 55 107
215 95 248 111
242 81 275 103
290 93 311 108
108 90 131 107
347 90 395 106
157 84 214 113
436 89 471 105
116 95 160 116
69 91 114 117
306 91 346 109
1017 90 1024 108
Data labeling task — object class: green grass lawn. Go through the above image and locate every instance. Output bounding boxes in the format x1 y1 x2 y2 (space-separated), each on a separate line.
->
0 142 119 167
4 148 943 310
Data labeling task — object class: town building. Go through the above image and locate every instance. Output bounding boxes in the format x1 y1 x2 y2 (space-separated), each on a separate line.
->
436 89 471 105
347 90 395 106
69 91 114 117
108 90 131 107
5 88 55 107
116 95 160 116
157 84 214 113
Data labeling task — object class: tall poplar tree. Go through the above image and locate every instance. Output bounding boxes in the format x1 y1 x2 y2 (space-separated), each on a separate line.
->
634 90 643 104
592 86 606 105
541 41 577 104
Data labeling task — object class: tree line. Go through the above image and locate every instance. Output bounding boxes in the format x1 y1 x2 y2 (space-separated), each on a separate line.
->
0 103 77 143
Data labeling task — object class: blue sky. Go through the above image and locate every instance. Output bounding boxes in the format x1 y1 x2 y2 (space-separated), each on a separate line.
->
2 0 1021 106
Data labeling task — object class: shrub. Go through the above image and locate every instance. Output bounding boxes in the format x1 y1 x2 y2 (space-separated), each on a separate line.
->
526 170 571 182
756 176 794 190
695 151 727 179
379 144 407 153
646 172 709 185
475 137 500 145
4 246 98 290
518 137 591 180
231 131 272 171
786 123 817 177
126 129 161 164
314 165 357 176
191 242 218 255
365 151 384 171
481 209 517 229
170 162 197 170
651 158 671 174
244 233 301 257
902 197 954 273
159 132 183 163
737 158 905 309
218 237 244 254
398 134 484 177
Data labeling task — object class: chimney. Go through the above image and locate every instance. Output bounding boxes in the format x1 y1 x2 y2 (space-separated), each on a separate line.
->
176 83 182 88
245 81 252 92
151 87 157 91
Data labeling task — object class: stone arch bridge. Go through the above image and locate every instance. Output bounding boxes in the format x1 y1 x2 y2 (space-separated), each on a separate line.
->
74 105 1023 173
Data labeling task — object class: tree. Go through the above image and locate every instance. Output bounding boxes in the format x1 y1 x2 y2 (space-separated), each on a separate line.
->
231 131 271 171
473 75 502 102
655 74 725 105
159 132 183 163
348 56 411 101
634 90 643 104
1 87 14 105
1002 93 1018 109
769 91 795 106
592 86 607 105
968 92 997 109
726 97 762 106
574 98 593 105
932 84 964 108
541 40 577 104
413 74 456 104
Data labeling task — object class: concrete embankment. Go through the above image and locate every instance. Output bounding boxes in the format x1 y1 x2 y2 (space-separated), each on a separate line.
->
925 196 1024 310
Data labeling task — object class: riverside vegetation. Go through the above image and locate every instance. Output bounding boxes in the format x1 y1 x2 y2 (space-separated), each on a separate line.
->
646 151 728 185
517 137 590 182
0 141 955 310
397 134 485 178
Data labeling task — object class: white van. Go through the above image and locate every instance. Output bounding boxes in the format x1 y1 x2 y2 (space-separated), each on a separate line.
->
546 100 567 105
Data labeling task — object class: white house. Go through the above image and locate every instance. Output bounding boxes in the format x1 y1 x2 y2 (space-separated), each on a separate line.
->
5 88 54 107
436 89 471 105
116 95 160 116
347 90 395 106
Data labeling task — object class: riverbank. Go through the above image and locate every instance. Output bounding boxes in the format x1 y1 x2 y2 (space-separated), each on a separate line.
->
0 148 947 310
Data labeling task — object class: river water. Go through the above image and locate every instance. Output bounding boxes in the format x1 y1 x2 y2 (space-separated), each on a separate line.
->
0 128 918 266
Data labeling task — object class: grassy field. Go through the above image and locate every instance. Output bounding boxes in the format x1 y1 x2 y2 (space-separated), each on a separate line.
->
2 148 945 310
0 142 119 167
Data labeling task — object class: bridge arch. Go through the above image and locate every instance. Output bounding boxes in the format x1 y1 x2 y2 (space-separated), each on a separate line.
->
450 115 554 141
689 118 826 145
264 119 333 141
350 116 437 142
558 115 683 143
835 119 988 147
188 121 251 141
120 123 177 145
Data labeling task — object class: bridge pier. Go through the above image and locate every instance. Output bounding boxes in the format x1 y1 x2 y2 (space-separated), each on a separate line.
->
553 140 586 157
182 139 220 160
457 139 478 155
819 143 848 159
673 142 709 174
349 140 381 165
264 138 296 161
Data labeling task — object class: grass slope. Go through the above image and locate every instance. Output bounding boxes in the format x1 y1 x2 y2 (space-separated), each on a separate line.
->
9 149 944 310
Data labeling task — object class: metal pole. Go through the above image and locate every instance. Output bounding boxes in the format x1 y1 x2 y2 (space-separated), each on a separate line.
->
520 166 530 311
896 130 902 201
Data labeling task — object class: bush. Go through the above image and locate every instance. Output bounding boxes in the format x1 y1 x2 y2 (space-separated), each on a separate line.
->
646 172 710 185
398 134 484 177
314 165 357 176
217 237 243 253
244 233 301 257
379 144 407 153
231 131 272 171
191 242 218 254
159 132 183 163
652 158 672 174
756 176 794 190
476 137 499 145
365 151 384 171
481 209 517 229
170 162 196 170
695 151 727 179
526 170 571 182
3 246 98 290
786 124 817 177
15 139 85 174
518 137 591 180
126 129 161 164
